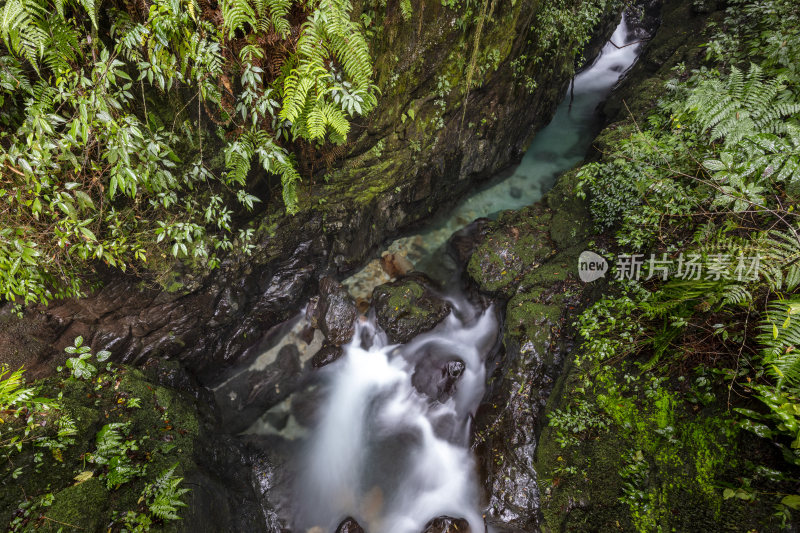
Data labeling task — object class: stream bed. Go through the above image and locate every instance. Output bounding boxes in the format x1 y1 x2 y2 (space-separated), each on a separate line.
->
212 14 645 533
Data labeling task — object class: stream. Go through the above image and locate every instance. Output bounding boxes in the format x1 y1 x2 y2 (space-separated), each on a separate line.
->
213 14 644 533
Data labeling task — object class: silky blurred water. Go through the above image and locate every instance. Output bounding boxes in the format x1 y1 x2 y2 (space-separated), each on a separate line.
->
397 14 643 276
284 15 644 533
292 299 498 533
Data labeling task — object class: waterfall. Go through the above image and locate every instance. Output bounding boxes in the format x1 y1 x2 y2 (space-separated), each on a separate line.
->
293 298 498 533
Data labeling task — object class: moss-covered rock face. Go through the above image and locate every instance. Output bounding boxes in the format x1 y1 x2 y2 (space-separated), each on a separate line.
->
468 0 800 531
1 364 197 532
373 273 452 343
463 163 598 530
0 361 268 533
534 358 793 532
2 0 624 384
467 204 557 298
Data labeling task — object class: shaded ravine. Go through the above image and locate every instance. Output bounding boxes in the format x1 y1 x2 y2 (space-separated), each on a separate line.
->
213 14 648 533
344 14 646 297
1 0 618 387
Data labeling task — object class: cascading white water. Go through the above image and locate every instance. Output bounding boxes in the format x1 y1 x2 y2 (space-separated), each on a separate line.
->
293 298 498 533
216 14 648 533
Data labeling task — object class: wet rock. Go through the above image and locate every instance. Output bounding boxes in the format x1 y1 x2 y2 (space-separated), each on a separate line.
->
422 516 471 533
311 343 344 368
412 357 465 403
290 384 326 428
356 297 371 314
307 276 359 346
372 273 451 344
509 186 523 199
466 204 556 298
380 252 415 278
461 168 596 531
336 517 365 533
214 344 303 434
189 432 282 532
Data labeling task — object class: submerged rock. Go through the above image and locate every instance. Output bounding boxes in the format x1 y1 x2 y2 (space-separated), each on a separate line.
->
307 276 359 346
336 517 366 533
447 218 491 267
311 343 344 368
422 516 471 533
412 357 465 403
380 252 415 278
372 273 451 344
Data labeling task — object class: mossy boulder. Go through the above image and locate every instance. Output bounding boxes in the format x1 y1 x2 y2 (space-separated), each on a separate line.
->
372 273 451 344
43 478 110 532
467 204 557 298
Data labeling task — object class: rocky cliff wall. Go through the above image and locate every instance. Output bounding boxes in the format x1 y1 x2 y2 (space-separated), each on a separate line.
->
2 0 621 382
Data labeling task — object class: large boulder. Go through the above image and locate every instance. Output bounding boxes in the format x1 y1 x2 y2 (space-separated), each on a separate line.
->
307 276 359 346
372 273 451 344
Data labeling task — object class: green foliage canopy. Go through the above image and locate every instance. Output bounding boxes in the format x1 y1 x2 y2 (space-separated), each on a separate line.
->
0 0 377 306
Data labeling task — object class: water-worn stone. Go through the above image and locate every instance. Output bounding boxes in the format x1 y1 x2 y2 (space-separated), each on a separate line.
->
422 516 471 533
372 273 451 344
412 357 465 403
380 252 415 278
307 276 358 346
336 517 366 533
311 343 344 368
213 344 303 434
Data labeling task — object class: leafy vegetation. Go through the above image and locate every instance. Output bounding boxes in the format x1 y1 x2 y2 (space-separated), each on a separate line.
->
1 340 196 531
0 0 378 306
544 0 800 528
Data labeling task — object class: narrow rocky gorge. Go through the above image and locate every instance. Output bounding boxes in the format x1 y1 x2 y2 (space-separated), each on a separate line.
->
6 0 758 531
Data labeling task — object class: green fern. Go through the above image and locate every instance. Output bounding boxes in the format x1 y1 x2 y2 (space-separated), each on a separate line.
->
688 64 800 147
399 0 412 20
220 0 257 36
222 0 293 37
93 423 126 465
224 128 302 213
0 365 36 412
759 298 800 387
145 464 190 521
278 0 377 142
754 229 800 292
0 0 90 73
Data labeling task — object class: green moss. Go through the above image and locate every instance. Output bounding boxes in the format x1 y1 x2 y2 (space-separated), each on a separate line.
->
384 281 425 311
467 204 559 296
534 355 783 532
505 292 562 341
44 478 110 532
2 363 202 532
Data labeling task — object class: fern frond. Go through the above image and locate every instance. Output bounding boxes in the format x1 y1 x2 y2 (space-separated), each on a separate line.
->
221 0 257 37
759 298 800 387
